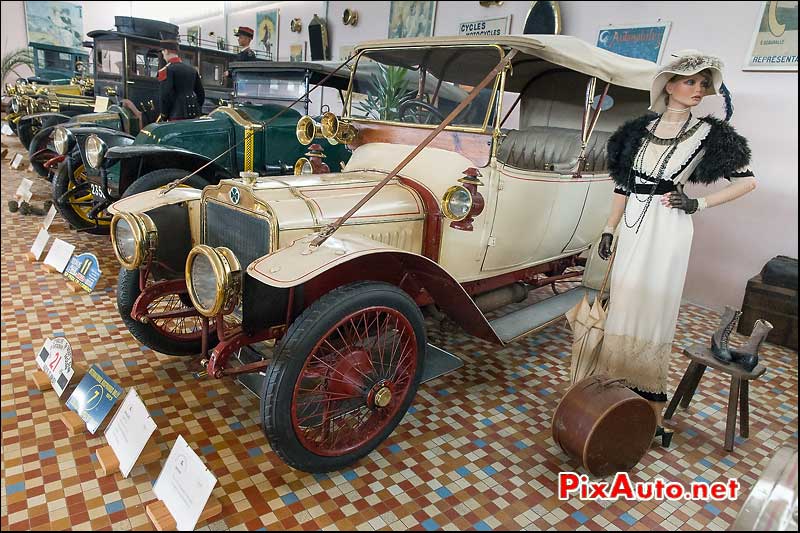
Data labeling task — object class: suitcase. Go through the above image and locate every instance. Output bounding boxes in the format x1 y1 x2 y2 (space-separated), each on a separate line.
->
552 375 656 477
761 256 798 290
738 274 798 351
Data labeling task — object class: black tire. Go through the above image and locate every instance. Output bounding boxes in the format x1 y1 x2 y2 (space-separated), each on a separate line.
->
122 168 209 198
262 281 426 472
117 267 216 356
51 153 110 235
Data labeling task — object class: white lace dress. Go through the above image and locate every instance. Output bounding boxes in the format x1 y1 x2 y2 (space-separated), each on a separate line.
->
598 116 717 397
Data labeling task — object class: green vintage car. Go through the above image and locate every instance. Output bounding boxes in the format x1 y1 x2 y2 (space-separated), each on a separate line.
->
49 61 356 234
24 16 238 179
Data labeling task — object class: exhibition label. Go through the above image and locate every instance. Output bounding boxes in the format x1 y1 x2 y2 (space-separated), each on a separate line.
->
105 388 157 477
43 337 76 397
154 435 217 531
30 228 50 260
66 364 123 434
64 252 102 292
35 338 52 371
43 238 75 273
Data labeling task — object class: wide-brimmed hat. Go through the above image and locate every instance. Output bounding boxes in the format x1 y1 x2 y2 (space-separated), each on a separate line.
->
649 49 724 113
234 26 254 39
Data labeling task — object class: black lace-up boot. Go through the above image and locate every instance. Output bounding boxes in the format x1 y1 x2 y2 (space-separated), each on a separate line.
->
710 306 740 363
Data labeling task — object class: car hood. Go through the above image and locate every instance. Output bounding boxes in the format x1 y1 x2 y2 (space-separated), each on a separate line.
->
205 170 425 231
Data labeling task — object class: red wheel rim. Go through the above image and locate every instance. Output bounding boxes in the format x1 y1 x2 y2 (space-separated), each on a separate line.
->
146 292 206 342
291 306 418 456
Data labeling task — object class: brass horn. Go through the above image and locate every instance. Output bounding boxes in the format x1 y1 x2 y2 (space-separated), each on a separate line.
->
342 9 358 26
320 111 358 145
296 115 323 145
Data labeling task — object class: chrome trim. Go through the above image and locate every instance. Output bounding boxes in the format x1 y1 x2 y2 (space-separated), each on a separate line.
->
110 212 158 269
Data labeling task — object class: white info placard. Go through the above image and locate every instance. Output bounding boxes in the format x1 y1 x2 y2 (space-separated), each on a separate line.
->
105 388 157 477
154 435 216 531
15 177 33 200
42 205 57 230
43 337 75 397
43 238 75 273
30 228 51 260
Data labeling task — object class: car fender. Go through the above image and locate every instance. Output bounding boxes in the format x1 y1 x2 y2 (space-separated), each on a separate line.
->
105 144 237 183
107 187 203 215
247 232 501 343
17 112 71 128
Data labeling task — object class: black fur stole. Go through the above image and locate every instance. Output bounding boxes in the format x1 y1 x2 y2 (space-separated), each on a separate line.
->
607 114 751 188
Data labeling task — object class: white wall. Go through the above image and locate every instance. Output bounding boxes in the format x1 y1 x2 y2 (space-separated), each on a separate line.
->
2 1 797 313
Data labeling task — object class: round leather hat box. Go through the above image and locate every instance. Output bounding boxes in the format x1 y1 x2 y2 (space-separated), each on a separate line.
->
552 375 657 477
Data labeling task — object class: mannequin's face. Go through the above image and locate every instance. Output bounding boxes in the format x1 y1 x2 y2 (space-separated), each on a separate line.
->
665 73 712 109
237 35 251 48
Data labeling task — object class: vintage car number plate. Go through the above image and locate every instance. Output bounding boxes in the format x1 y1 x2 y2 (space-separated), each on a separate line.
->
90 184 106 199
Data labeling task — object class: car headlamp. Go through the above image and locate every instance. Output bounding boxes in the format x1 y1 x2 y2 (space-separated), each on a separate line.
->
294 157 313 176
11 97 19 113
53 127 72 155
85 134 106 168
441 185 473 221
110 212 158 269
186 245 242 317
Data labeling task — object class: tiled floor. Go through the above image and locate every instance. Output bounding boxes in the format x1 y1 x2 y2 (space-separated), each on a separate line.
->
1 132 797 531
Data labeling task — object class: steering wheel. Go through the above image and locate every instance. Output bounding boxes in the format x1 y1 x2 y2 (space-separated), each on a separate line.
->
398 99 446 124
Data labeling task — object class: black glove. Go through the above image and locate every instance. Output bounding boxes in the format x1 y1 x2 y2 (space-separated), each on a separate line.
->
598 233 614 260
667 184 698 214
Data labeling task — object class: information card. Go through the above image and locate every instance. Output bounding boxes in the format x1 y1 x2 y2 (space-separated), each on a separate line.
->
105 388 157 477
30 228 51 260
43 238 75 273
154 435 217 531
66 364 124 434
42 337 76 397
64 252 102 292
35 338 53 371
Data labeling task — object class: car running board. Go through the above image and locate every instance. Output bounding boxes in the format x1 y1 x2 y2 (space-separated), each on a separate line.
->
489 287 599 344
234 343 464 399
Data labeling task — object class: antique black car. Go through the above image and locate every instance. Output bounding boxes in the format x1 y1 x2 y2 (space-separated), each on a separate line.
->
24 16 238 177
50 61 356 234
25 41 90 85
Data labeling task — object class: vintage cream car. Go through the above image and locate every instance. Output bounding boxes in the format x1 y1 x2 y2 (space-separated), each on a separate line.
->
108 35 655 472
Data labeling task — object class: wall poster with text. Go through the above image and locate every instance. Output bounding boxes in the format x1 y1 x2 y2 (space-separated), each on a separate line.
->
744 1 798 70
596 22 671 64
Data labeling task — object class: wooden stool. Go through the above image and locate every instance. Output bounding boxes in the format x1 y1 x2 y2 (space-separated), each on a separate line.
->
665 344 766 452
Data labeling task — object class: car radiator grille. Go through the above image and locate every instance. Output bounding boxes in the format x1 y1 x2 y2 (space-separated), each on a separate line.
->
204 201 270 270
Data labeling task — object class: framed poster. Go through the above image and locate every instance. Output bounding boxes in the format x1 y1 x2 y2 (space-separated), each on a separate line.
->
459 16 512 36
24 1 84 49
597 22 672 64
744 1 798 71
289 43 304 62
256 8 279 61
388 1 437 39
187 26 200 46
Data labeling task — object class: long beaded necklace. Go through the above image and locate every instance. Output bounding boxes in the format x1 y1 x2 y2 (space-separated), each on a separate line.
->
623 113 693 233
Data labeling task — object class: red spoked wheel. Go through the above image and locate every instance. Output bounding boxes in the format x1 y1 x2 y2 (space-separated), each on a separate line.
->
262 282 426 472
117 268 217 356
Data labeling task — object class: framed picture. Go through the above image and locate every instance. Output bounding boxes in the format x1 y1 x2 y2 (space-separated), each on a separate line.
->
388 1 437 39
24 1 84 49
187 26 200 46
743 1 798 71
290 44 305 62
596 22 672 64
256 8 279 61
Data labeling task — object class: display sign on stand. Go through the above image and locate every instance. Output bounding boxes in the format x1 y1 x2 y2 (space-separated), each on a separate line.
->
30 338 54 390
42 337 77 397
64 252 102 292
150 435 219 531
43 238 75 273
102 388 158 477
42 205 57 230
14 177 33 200
29 228 51 261
11 153 26 171
65 364 123 434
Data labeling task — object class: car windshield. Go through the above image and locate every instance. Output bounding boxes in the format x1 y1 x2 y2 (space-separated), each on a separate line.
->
95 40 124 77
36 49 72 72
234 70 308 108
348 46 502 129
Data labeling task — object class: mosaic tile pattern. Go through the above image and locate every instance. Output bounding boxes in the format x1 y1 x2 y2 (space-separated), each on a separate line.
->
1 132 797 531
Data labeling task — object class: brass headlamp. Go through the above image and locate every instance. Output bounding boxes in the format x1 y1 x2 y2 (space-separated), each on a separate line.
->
110 212 159 269
296 115 324 145
320 111 358 144
185 245 242 317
